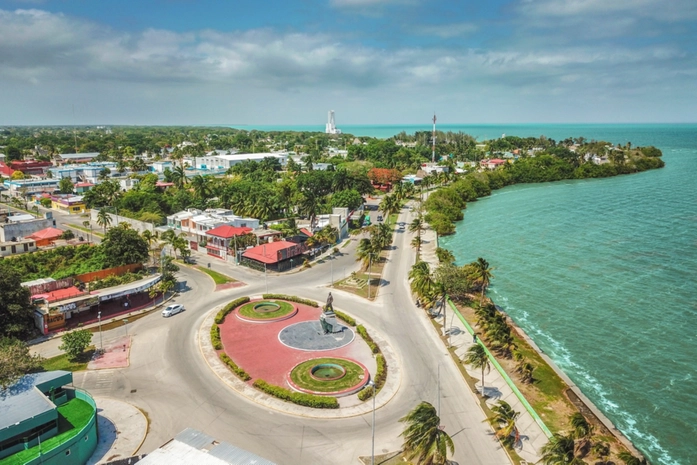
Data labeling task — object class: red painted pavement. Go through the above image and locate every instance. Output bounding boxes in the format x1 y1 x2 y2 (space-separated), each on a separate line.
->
219 301 376 387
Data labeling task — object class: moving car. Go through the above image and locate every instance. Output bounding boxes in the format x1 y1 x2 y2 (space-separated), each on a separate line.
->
162 304 185 317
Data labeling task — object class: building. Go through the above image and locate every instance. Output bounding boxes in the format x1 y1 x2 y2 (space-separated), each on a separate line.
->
3 178 59 197
315 207 350 239
47 162 117 183
0 212 56 242
137 428 276 465
26 226 64 246
0 371 98 464
0 238 37 257
195 152 288 171
151 160 174 173
481 159 507 170
204 224 252 261
167 209 259 246
56 152 100 165
420 163 449 175
402 174 423 185
50 194 87 215
241 240 305 272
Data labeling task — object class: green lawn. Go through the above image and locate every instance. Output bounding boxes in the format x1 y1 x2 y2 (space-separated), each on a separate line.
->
238 300 294 319
0 399 94 465
39 349 95 372
196 266 235 285
290 358 365 392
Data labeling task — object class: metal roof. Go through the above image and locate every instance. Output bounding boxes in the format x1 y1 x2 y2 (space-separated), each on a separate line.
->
138 428 276 465
0 371 71 431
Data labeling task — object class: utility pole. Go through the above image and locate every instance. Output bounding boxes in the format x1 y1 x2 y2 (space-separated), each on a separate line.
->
432 113 437 163
437 364 441 417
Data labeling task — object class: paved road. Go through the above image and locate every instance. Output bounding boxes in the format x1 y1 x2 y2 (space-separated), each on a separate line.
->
42 205 509 464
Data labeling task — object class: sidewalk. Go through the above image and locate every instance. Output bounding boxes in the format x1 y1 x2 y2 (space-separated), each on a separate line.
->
87 397 148 464
418 222 547 464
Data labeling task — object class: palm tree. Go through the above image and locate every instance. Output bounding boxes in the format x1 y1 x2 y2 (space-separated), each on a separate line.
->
570 412 593 457
400 402 454 465
356 238 378 271
411 235 422 253
190 174 212 201
379 194 401 224
539 434 581 465
489 400 520 448
591 442 610 465
172 165 188 189
473 257 494 306
409 215 424 234
409 261 434 299
96 209 112 233
464 343 490 396
617 452 648 465
82 220 92 243
142 230 155 265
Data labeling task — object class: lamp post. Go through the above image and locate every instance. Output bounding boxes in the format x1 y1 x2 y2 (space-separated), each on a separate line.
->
290 258 294 271
123 318 129 337
264 263 268 293
330 255 334 287
97 311 103 351
368 380 376 465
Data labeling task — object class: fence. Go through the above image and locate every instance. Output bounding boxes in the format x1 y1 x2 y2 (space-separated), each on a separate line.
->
75 263 143 283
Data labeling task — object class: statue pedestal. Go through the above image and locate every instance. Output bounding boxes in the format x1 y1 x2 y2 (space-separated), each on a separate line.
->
320 311 342 334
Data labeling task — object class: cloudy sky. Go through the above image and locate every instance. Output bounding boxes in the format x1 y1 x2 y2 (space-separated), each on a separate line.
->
0 0 695 125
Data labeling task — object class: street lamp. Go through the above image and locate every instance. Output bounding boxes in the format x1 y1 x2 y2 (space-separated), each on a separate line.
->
123 318 129 338
368 380 376 465
264 264 268 293
97 311 103 351
330 255 334 287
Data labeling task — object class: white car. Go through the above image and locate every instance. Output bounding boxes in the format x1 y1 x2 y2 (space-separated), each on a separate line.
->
162 304 185 317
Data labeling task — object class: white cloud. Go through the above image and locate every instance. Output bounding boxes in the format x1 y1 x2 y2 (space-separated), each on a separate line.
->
414 22 478 38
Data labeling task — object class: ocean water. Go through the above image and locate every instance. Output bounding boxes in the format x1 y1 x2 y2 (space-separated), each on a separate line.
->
236 122 696 463
434 124 697 465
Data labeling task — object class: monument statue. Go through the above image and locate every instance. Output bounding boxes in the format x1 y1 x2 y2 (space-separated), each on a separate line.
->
325 292 334 312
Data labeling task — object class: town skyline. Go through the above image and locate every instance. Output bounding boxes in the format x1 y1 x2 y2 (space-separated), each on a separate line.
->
0 0 696 125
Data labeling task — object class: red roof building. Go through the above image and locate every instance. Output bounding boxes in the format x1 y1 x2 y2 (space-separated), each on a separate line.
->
33 286 86 303
26 227 64 247
205 225 253 260
241 240 305 270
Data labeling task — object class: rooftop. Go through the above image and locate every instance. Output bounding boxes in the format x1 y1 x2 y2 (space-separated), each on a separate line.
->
0 371 72 431
26 227 64 240
207 152 287 161
242 240 300 264
206 225 252 239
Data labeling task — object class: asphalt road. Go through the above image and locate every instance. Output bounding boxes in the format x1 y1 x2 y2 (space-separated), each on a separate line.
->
57 204 511 465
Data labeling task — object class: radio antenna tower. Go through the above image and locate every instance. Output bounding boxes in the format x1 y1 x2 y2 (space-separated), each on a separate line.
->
431 113 437 163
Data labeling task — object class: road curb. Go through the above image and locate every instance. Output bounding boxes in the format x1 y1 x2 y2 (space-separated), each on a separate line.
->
197 297 402 419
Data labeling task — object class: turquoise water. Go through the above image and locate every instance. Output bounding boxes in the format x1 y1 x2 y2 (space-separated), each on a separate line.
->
437 125 697 465
236 122 697 463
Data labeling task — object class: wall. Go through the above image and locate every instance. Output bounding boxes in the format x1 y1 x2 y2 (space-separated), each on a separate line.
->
0 218 54 242
90 209 156 233
75 263 143 283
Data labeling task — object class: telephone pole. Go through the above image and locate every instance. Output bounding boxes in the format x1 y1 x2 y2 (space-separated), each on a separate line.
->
431 113 437 163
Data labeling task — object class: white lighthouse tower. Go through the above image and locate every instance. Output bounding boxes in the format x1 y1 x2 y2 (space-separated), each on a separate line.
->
325 110 341 134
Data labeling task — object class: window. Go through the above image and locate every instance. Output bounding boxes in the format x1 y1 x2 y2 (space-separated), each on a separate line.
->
0 247 5 251
84 435 89 441
23 243 29 251
65 450 71 456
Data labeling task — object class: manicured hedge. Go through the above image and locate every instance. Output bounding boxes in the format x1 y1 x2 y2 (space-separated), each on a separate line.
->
210 325 222 350
262 294 319 308
357 354 388 402
219 353 251 381
357 325 379 354
252 379 339 409
334 309 356 326
215 296 251 324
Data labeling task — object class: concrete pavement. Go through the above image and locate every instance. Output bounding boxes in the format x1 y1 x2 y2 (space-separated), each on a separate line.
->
417 212 547 463
86 397 148 465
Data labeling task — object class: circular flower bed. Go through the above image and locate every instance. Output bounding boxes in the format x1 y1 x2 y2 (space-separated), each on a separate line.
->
237 300 296 321
289 357 368 394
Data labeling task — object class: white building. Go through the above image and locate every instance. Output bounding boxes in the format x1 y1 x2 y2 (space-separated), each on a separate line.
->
47 162 118 183
3 178 59 196
167 208 260 245
151 161 174 173
195 153 288 171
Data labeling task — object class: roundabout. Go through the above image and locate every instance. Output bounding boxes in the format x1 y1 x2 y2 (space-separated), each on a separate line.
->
199 294 401 418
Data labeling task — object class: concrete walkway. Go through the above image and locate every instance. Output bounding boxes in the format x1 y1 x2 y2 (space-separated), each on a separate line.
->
418 219 547 464
87 397 148 464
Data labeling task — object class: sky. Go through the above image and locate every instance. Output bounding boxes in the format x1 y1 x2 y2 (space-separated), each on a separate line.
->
0 0 695 125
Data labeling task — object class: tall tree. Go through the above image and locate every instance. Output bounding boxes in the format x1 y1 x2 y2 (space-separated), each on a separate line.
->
473 257 494 306
96 209 112 233
101 225 149 267
0 337 42 389
408 261 435 299
539 434 581 465
489 400 520 447
400 401 454 465
0 265 35 338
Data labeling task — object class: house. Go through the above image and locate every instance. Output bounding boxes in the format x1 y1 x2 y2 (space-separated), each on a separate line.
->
420 163 449 175
481 159 507 170
26 226 64 246
50 194 87 215
205 224 252 261
151 160 174 173
315 207 350 239
402 174 423 185
0 371 98 463
74 182 94 194
167 209 259 247
48 162 118 183
0 160 52 177
241 240 305 271
0 238 37 257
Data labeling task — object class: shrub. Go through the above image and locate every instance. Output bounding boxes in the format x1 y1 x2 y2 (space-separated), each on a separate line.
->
214 296 251 324
262 294 318 308
356 325 379 354
253 379 339 409
358 385 374 401
219 353 251 381
334 309 356 326
357 354 387 402
210 325 222 350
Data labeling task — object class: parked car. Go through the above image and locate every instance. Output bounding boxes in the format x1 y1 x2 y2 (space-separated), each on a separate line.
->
162 304 185 317
377 215 383 222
